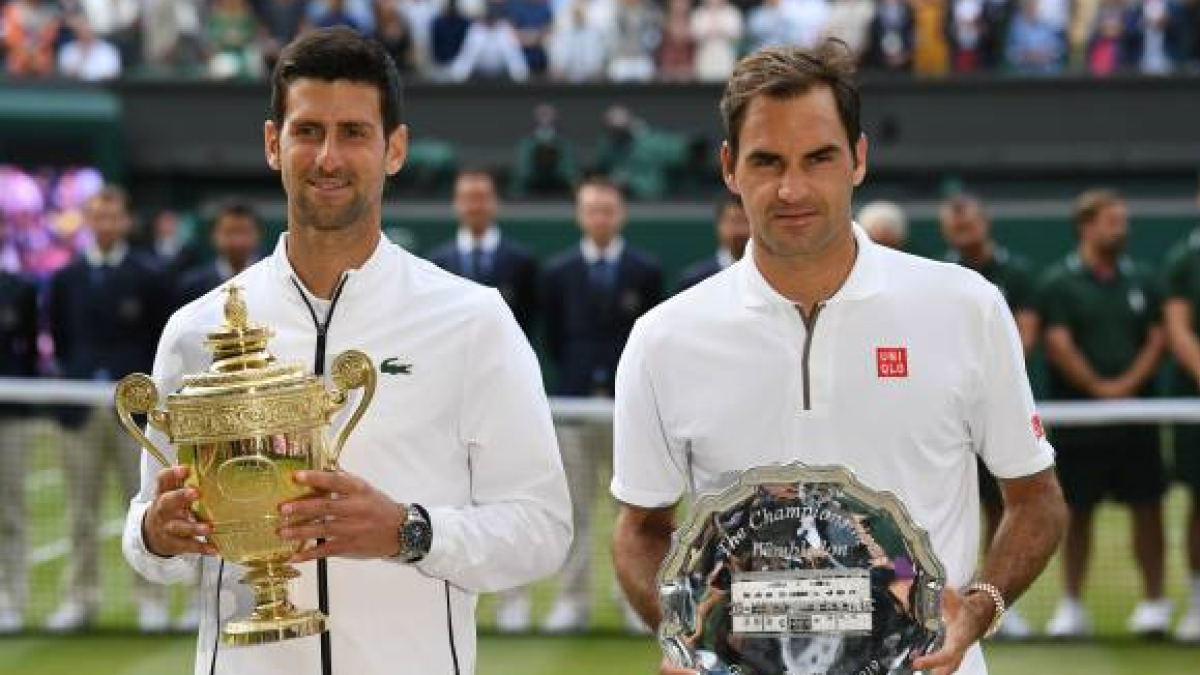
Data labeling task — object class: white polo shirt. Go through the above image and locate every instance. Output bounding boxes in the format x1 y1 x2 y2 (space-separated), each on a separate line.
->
612 225 1054 674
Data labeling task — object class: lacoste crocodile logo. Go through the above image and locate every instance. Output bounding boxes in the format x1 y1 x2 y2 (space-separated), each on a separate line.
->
381 358 412 375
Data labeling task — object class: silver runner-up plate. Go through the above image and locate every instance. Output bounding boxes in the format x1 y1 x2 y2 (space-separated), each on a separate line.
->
658 463 946 675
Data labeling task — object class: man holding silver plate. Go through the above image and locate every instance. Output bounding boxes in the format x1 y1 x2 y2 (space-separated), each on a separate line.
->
612 42 1068 675
120 27 572 675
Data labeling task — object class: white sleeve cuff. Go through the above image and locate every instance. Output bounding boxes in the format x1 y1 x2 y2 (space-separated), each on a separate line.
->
610 478 682 510
122 500 200 584
413 505 461 578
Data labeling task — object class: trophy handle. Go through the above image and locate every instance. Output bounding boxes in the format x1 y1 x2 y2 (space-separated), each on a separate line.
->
114 374 173 468
326 350 376 468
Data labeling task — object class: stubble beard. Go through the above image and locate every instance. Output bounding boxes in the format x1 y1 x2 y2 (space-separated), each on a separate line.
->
293 187 370 232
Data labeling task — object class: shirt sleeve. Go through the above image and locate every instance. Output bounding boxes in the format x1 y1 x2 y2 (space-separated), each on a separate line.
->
121 311 203 584
416 292 572 593
1164 244 1191 300
610 318 687 508
969 287 1057 480
1036 270 1070 330
1006 259 1036 313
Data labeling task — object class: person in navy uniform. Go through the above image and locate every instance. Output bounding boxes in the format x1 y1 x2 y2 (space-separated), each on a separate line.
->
676 194 750 293
428 169 539 335
44 185 171 633
0 260 38 634
539 176 663 633
176 200 263 307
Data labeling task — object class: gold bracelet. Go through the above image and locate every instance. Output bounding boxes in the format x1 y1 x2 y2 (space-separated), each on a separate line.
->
965 581 1006 639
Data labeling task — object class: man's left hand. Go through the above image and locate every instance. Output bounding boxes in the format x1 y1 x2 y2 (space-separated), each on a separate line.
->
279 470 406 562
910 587 994 675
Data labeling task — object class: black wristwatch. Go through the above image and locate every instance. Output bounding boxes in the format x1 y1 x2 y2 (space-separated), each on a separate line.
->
395 503 432 564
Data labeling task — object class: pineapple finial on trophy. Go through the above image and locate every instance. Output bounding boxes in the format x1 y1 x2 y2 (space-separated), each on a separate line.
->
206 283 275 372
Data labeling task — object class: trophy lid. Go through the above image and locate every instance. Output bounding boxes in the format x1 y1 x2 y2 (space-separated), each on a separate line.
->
176 284 312 397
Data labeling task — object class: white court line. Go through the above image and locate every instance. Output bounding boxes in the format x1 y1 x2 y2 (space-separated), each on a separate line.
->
30 519 125 565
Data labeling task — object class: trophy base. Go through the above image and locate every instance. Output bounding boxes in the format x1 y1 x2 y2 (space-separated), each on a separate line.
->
221 609 328 647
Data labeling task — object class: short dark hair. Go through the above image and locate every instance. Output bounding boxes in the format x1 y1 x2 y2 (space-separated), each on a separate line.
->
455 167 497 188
1073 188 1123 230
87 185 129 212
720 41 861 161
212 200 260 230
270 27 404 136
942 193 985 217
576 175 625 201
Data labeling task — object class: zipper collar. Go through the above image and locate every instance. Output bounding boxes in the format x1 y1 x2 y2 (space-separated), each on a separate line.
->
268 230 398 300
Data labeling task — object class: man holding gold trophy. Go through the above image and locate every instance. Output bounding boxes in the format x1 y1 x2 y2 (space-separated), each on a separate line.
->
119 27 572 675
612 43 1069 675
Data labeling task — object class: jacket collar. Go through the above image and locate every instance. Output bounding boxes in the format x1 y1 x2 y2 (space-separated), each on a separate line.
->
736 223 885 309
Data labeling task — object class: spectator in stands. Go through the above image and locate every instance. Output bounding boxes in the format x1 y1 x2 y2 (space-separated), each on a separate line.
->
549 0 609 81
1086 2 1131 75
309 0 374 32
510 103 579 197
257 0 309 68
0 234 38 635
690 0 742 82
140 0 203 71
450 0 530 81
1005 0 1067 73
1040 189 1171 638
857 200 908 250
45 186 171 633
1124 0 1189 75
657 0 696 81
862 0 914 71
607 0 662 81
745 0 801 53
1069 0 1107 66
399 0 444 72
790 0 833 49
176 200 262 306
1160 175 1200 643
67 0 139 68
58 13 122 80
2 0 61 77
945 0 992 73
939 193 1039 638
911 0 950 75
676 194 749 292
375 0 418 74
430 0 473 79
823 0 876 57
541 176 662 633
430 168 540 334
509 0 554 77
205 0 264 79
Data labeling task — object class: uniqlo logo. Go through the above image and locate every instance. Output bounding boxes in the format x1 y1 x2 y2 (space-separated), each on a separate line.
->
876 347 908 378
1031 413 1046 439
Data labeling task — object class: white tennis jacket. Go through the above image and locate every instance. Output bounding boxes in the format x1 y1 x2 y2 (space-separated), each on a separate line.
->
122 233 572 675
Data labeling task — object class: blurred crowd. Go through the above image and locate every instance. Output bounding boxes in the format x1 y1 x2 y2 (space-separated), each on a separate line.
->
2 0 1199 82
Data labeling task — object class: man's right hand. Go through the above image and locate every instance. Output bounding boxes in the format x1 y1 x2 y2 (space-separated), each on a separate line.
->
142 466 217 558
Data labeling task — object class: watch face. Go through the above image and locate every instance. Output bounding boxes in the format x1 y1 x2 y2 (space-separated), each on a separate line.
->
401 519 432 561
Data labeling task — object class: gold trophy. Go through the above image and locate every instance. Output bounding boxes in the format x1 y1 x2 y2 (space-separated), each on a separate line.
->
114 284 376 646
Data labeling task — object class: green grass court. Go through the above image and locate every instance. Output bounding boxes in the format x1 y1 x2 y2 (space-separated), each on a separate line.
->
4 420 1199 672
